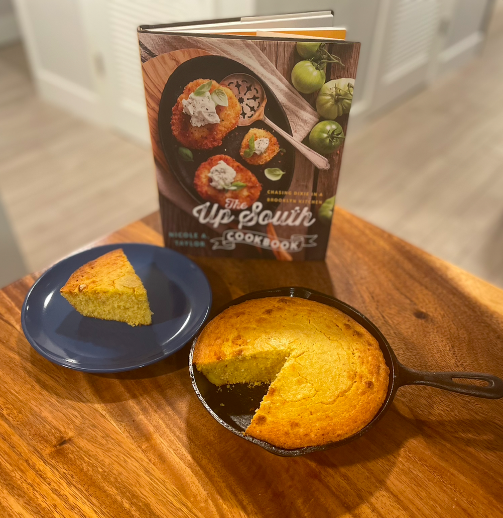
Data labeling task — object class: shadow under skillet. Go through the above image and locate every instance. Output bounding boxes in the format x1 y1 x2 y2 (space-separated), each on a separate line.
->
183 396 405 516
184 391 503 516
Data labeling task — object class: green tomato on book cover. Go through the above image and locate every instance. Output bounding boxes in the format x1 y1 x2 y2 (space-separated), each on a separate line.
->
296 42 322 59
316 78 354 119
291 60 326 94
308 120 345 155
318 196 336 225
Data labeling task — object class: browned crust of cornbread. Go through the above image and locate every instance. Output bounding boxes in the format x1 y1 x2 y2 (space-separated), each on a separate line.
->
60 249 152 326
193 297 389 449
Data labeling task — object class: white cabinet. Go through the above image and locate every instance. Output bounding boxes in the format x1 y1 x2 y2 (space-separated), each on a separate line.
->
365 0 495 118
13 0 256 143
436 0 494 75
12 0 496 141
368 0 442 115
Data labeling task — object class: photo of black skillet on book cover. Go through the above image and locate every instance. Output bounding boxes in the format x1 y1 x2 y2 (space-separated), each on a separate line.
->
138 12 359 260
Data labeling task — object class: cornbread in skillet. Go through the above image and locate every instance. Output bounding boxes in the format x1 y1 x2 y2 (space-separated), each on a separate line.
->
60 249 152 326
193 297 389 449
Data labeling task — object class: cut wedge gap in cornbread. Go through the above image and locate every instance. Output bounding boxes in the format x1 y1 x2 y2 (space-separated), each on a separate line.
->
197 350 290 386
60 249 153 327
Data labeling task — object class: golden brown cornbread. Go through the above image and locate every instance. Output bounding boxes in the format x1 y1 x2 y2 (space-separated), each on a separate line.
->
193 297 389 449
60 249 152 326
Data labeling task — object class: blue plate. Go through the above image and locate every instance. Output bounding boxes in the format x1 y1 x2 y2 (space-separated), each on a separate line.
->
21 243 212 373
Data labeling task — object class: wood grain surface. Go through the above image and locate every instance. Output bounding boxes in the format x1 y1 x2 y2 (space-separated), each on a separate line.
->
1 209 503 517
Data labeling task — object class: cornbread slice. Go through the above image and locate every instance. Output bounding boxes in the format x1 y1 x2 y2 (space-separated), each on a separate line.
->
193 297 389 449
60 249 152 326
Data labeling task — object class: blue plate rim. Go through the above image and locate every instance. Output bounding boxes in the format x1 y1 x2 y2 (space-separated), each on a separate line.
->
21 243 212 373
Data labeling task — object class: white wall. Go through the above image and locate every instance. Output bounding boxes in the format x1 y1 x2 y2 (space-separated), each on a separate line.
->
0 197 26 288
437 0 494 75
12 0 102 124
0 0 20 46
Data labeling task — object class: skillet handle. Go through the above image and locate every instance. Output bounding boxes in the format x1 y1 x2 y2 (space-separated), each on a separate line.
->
397 364 503 399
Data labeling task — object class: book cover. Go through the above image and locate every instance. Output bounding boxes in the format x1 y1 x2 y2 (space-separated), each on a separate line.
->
138 24 359 260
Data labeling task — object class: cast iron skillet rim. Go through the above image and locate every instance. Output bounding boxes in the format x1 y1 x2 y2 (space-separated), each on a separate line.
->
189 286 402 457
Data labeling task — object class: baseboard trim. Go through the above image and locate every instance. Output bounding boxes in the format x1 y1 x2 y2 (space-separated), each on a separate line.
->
438 32 484 73
0 13 20 46
111 98 150 145
36 69 105 126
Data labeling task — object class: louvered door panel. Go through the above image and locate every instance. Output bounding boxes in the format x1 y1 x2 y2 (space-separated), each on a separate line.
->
372 0 441 114
103 0 216 141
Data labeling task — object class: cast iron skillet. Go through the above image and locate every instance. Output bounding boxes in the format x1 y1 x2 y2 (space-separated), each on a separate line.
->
189 287 503 457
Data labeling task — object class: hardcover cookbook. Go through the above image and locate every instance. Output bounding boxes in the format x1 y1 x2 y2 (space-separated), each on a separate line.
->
138 11 360 260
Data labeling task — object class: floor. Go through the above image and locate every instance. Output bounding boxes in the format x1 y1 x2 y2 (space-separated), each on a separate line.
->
0 45 158 275
337 2 503 288
0 7 502 287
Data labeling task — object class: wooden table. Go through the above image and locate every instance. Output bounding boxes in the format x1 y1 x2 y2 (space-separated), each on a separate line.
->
1 209 502 518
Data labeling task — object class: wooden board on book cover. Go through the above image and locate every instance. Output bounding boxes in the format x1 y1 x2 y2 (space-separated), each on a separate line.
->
252 40 360 260
1 209 503 517
309 42 360 257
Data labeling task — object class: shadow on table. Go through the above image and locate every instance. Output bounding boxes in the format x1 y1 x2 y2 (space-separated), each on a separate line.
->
182 398 503 516
193 257 336 309
23 259 336 411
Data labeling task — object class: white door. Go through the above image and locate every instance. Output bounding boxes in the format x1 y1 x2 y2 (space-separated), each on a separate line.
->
435 0 494 77
82 0 256 144
81 0 218 144
369 0 442 115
